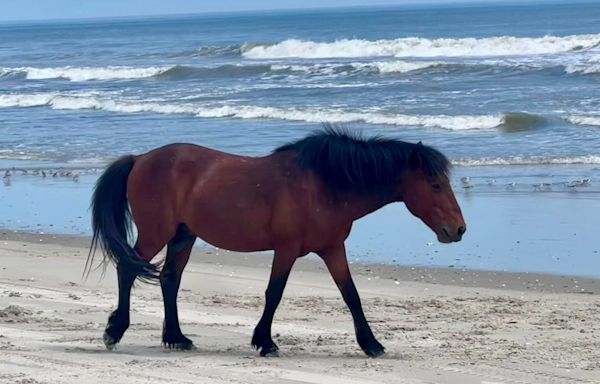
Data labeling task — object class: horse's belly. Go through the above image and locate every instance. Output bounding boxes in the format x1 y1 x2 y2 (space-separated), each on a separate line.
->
186 206 273 252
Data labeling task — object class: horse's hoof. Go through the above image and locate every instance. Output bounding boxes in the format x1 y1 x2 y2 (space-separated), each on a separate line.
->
103 332 118 351
260 347 280 357
163 339 196 351
364 344 385 358
252 340 279 357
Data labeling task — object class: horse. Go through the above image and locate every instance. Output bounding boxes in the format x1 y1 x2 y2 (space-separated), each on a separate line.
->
87 126 466 357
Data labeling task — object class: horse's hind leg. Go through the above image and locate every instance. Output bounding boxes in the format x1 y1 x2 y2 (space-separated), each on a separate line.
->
103 266 137 350
161 224 196 350
103 236 165 350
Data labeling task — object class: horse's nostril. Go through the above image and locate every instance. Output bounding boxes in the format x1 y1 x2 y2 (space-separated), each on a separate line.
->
442 227 450 238
457 226 466 236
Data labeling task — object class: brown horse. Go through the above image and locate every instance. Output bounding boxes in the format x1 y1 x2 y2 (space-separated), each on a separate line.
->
87 126 465 357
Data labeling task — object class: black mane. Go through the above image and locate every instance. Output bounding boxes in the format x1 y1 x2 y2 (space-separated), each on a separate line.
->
274 125 450 196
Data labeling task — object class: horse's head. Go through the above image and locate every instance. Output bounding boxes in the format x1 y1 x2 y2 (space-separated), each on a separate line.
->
399 150 466 244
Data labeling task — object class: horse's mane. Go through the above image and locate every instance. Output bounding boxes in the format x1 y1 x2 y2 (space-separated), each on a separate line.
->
274 124 450 196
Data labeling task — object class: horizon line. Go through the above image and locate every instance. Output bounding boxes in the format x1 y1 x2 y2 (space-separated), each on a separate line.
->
0 0 590 25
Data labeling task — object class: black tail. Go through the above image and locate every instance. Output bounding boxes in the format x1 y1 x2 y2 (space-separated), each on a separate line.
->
85 155 159 281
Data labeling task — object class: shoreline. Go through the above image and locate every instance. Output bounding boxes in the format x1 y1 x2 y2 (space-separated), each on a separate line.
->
2 162 599 278
3 229 599 295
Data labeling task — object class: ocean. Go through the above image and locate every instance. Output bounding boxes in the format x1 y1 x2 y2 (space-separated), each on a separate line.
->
1 2 599 276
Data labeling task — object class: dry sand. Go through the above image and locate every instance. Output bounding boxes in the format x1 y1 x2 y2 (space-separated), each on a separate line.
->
1 231 599 384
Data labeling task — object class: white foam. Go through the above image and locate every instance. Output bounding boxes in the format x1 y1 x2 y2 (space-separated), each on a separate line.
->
271 60 443 75
0 93 56 107
567 115 600 127
564 59 600 75
454 156 600 166
370 60 441 73
243 34 600 59
1 66 171 81
194 106 502 130
0 93 502 130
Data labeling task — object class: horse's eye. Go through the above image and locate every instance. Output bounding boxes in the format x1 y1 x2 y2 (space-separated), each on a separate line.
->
432 183 442 191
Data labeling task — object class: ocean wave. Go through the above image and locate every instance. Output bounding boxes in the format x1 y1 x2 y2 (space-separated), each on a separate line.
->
156 64 273 79
193 106 503 130
271 60 444 75
0 64 281 82
454 156 600 166
193 44 245 57
0 59 589 84
0 93 57 107
564 60 600 75
242 34 600 59
1 61 453 83
0 66 171 81
566 115 600 127
500 112 548 132
0 93 504 130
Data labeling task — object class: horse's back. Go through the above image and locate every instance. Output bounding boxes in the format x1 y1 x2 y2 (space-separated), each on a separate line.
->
126 143 300 252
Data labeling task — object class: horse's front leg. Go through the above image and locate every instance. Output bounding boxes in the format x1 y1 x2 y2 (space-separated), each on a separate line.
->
318 244 385 357
252 247 298 356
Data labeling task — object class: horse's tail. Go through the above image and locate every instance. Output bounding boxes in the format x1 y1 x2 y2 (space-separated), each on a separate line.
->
85 155 159 281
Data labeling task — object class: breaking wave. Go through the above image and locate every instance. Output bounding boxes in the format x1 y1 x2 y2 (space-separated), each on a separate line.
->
0 66 172 81
0 93 505 130
2 59 599 84
242 34 600 59
564 60 600 75
271 60 445 75
499 112 548 132
566 115 600 127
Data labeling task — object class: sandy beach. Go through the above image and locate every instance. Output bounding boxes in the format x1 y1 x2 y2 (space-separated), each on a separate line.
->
2 2 600 383
1 231 599 384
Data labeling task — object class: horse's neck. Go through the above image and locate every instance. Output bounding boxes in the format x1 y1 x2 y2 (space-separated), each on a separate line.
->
341 194 398 222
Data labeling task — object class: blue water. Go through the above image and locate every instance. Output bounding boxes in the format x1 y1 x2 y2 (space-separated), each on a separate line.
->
1 2 600 276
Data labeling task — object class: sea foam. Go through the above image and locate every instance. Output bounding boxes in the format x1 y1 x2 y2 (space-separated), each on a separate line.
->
243 34 600 59
0 66 172 81
567 115 600 127
0 93 503 130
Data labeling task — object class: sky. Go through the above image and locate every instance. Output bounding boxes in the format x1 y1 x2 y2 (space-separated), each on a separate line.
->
0 0 572 22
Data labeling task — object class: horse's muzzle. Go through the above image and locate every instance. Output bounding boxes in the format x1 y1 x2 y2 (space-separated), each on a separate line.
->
438 225 466 243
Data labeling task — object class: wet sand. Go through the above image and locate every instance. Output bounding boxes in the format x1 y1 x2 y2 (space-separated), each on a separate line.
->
1 232 599 383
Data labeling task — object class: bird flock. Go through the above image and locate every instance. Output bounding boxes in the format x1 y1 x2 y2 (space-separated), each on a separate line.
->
2 167 102 186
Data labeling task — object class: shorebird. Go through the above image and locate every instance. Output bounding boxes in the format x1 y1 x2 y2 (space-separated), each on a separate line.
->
460 176 473 188
506 181 517 190
566 178 591 188
533 183 552 191
579 178 591 186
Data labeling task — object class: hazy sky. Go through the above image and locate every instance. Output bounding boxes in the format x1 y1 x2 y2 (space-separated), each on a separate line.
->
0 0 567 22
